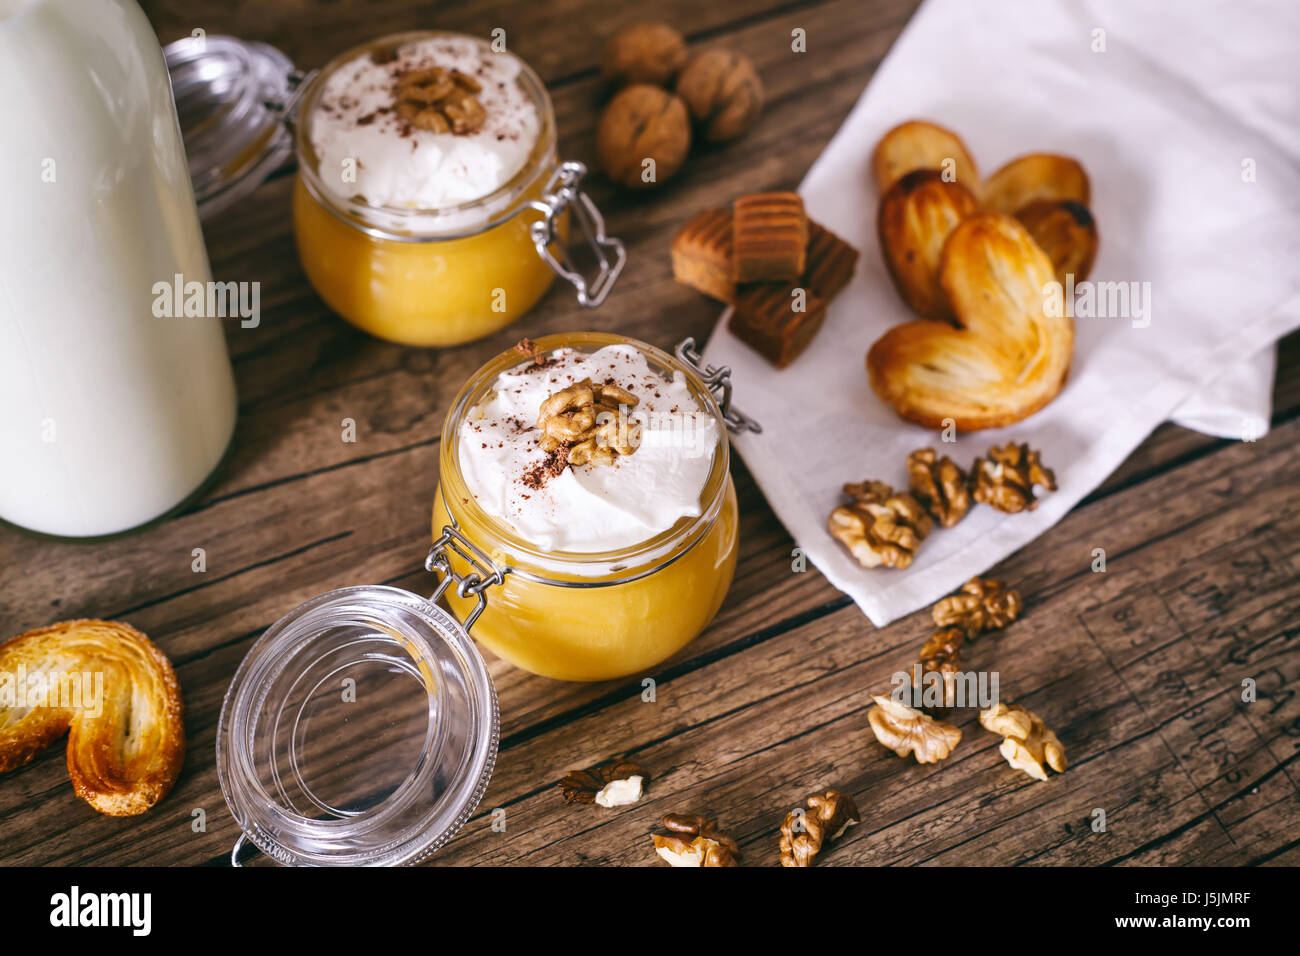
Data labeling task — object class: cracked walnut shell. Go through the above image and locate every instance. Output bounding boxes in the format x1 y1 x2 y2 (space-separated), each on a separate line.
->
780 789 860 867
868 694 961 763
652 814 741 867
828 480 933 570
979 702 1067 781
907 448 971 527
395 67 486 134
557 758 650 806
537 378 641 467
932 576 1023 639
971 443 1057 513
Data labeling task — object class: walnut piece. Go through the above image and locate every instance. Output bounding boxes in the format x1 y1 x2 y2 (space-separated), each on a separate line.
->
674 49 764 142
932 576 1023 639
916 627 966 710
537 378 640 467
651 814 741 867
907 448 971 527
979 702 1067 781
395 67 486 134
828 480 933 569
779 789 860 867
557 758 650 806
971 442 1057 513
597 84 691 189
868 694 961 763
601 22 687 88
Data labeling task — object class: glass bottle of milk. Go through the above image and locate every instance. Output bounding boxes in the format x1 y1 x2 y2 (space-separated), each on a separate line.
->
0 0 237 538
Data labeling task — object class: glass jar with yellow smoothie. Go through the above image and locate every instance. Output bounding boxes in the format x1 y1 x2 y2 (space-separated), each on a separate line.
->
292 31 624 346
163 30 623 347
431 332 760 681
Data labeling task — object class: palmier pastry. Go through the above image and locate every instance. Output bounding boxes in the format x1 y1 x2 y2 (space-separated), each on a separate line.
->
981 153 1090 215
871 119 980 194
877 169 980 318
867 213 1074 430
1014 198 1099 285
0 619 184 816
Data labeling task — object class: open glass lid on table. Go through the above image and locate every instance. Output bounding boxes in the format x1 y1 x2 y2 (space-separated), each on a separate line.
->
164 29 625 346
217 586 497 867
218 335 757 865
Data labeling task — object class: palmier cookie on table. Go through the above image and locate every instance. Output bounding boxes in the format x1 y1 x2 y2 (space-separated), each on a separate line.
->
0 619 184 816
867 212 1074 431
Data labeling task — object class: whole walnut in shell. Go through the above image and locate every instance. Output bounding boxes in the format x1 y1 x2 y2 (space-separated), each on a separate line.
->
601 22 687 88
597 84 692 189
675 49 764 142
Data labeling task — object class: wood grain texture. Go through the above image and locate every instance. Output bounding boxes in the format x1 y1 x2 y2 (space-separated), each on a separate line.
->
0 0 1296 867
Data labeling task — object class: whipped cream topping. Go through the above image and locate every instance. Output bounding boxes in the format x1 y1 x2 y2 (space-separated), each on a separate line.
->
309 36 540 210
458 345 720 554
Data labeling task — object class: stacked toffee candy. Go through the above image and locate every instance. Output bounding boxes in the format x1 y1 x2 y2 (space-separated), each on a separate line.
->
672 192 859 367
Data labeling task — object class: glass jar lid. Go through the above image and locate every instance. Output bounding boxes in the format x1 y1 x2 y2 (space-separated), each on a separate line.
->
217 585 497 866
163 34 302 219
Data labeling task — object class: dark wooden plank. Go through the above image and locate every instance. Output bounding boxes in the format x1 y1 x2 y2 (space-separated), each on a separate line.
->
1 0 1297 868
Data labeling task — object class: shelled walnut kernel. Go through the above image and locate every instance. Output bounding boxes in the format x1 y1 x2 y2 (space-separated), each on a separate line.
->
868 694 961 763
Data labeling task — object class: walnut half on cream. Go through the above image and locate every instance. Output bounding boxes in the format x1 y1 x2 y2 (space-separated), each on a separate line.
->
651 814 741 867
979 702 1067 781
395 67 487 134
537 378 641 467
868 693 961 763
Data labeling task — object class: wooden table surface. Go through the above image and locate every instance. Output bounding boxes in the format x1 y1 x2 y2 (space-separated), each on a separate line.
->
2 0 1297 867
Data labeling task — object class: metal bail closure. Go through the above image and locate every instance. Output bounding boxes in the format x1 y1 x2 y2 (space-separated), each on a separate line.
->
675 338 763 435
529 161 627 308
426 525 509 631
163 34 314 220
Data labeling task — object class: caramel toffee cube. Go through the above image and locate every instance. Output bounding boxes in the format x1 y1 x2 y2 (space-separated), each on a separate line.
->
804 220 859 302
729 282 827 368
671 207 734 303
732 192 808 282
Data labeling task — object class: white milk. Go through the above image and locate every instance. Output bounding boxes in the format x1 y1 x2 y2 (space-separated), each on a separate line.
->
0 0 237 537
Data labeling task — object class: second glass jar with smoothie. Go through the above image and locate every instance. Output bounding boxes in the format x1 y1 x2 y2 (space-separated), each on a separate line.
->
431 333 747 681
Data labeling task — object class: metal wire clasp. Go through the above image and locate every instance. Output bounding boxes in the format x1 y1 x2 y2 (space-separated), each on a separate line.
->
426 525 509 631
265 67 318 122
528 161 626 308
675 338 762 435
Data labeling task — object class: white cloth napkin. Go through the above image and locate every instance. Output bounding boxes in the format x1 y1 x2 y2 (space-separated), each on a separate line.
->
702 0 1300 626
